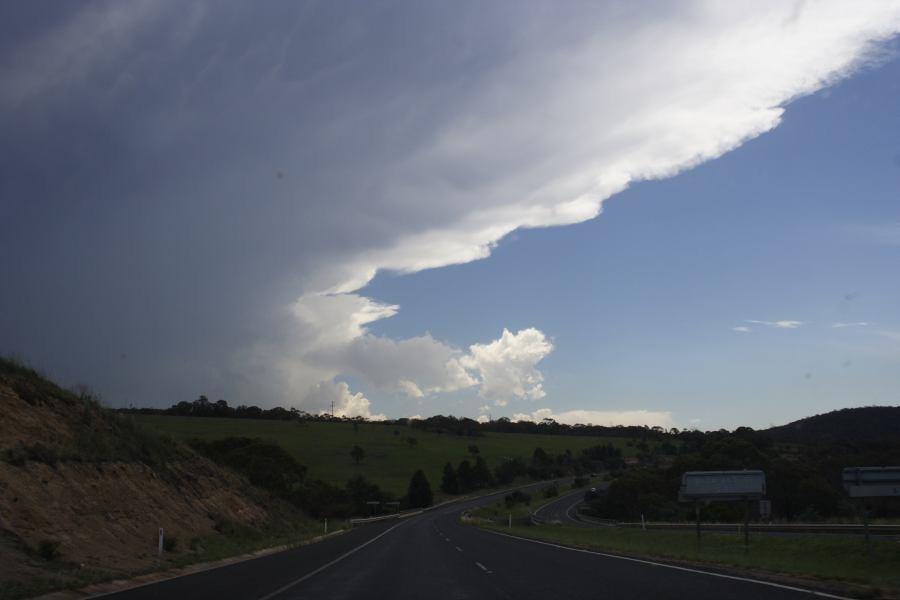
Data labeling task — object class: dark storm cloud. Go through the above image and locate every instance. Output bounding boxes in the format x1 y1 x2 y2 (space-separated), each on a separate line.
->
1 1 897 412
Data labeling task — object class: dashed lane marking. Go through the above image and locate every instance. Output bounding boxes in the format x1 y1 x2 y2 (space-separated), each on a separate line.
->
255 521 406 600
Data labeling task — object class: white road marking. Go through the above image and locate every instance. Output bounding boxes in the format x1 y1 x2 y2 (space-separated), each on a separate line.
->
475 561 493 574
455 546 463 552
482 529 853 600
255 522 406 600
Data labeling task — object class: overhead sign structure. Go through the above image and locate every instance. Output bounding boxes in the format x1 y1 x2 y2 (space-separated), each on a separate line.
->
842 467 900 498
678 470 766 502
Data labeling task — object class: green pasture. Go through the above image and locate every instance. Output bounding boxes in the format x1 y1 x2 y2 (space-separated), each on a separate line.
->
133 416 629 497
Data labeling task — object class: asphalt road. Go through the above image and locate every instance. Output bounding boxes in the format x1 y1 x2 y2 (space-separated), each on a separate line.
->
532 484 607 527
97 484 848 600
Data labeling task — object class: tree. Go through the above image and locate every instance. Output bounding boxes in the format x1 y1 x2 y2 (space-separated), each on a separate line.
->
457 459 475 492
467 444 480 456
440 462 459 494
351 444 365 465
472 456 494 488
407 469 433 508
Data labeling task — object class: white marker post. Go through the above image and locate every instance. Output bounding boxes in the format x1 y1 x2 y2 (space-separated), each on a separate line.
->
324 518 328 535
641 514 646 530
158 527 164 556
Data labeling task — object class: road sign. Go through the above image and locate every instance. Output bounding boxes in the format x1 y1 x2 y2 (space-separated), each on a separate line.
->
759 500 771 518
678 470 766 502
842 467 900 498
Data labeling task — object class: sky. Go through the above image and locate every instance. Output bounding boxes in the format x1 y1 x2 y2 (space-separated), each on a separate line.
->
1 1 899 430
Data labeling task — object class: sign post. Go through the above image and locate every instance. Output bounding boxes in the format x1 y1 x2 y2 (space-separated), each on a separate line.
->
842 467 900 556
158 527 164 557
679 470 766 553
694 502 701 552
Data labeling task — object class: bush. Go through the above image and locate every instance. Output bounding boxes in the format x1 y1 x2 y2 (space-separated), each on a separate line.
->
163 534 178 553
191 437 307 498
407 469 433 508
2 444 28 466
440 462 460 494
504 490 531 508
37 539 60 561
543 484 559 498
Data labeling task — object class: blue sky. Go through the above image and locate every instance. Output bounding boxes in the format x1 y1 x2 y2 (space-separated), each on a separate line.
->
361 51 900 428
1 2 898 429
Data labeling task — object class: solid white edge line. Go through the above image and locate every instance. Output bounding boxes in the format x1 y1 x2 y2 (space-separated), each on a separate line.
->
481 529 854 600
256 521 406 600
455 546 463 552
475 561 492 574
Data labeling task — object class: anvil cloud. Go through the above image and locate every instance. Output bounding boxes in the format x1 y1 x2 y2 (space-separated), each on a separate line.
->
2 1 899 419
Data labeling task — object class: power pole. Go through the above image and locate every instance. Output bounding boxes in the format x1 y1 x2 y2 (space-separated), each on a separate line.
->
331 399 335 419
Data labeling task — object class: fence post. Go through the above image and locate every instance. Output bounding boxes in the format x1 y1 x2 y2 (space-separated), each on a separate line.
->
694 502 701 552
158 527 164 557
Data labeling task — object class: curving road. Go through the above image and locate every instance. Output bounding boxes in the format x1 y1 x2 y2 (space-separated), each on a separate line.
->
96 483 849 600
531 483 608 527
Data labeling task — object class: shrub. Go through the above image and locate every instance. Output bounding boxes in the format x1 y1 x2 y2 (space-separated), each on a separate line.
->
504 490 531 508
191 437 307 498
407 469 433 508
162 534 177 553
37 539 60 561
440 462 459 494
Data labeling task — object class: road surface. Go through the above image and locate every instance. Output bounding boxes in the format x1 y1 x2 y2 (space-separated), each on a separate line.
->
97 484 847 600
531 484 607 527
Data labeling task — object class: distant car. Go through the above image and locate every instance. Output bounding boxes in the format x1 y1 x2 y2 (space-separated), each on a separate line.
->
583 487 600 501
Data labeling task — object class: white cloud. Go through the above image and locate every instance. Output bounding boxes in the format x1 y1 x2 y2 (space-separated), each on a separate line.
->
337 333 477 397
732 326 752 333
832 322 869 328
4 3 900 414
475 415 490 424
306 380 385 421
461 328 554 406
512 408 674 428
746 320 804 329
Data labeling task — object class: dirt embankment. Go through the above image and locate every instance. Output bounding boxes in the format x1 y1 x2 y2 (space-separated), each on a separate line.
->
0 360 309 597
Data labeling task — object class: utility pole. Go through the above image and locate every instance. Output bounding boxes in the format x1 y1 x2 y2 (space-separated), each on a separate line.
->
331 400 335 419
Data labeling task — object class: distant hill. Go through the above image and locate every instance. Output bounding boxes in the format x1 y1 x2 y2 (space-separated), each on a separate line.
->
764 406 900 445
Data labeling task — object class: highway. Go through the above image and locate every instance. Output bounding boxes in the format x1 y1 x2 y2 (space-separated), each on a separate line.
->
531 484 608 527
96 485 849 600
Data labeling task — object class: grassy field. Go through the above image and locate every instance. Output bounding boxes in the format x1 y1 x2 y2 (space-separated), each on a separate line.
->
133 416 629 497
475 523 900 598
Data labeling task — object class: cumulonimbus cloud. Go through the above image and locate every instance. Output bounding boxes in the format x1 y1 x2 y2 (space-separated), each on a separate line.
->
2 2 899 417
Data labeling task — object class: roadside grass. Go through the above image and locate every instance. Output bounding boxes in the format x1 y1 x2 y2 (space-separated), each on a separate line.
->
469 482 592 524
134 416 631 497
0 520 347 600
468 493 541 524
476 523 900 598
